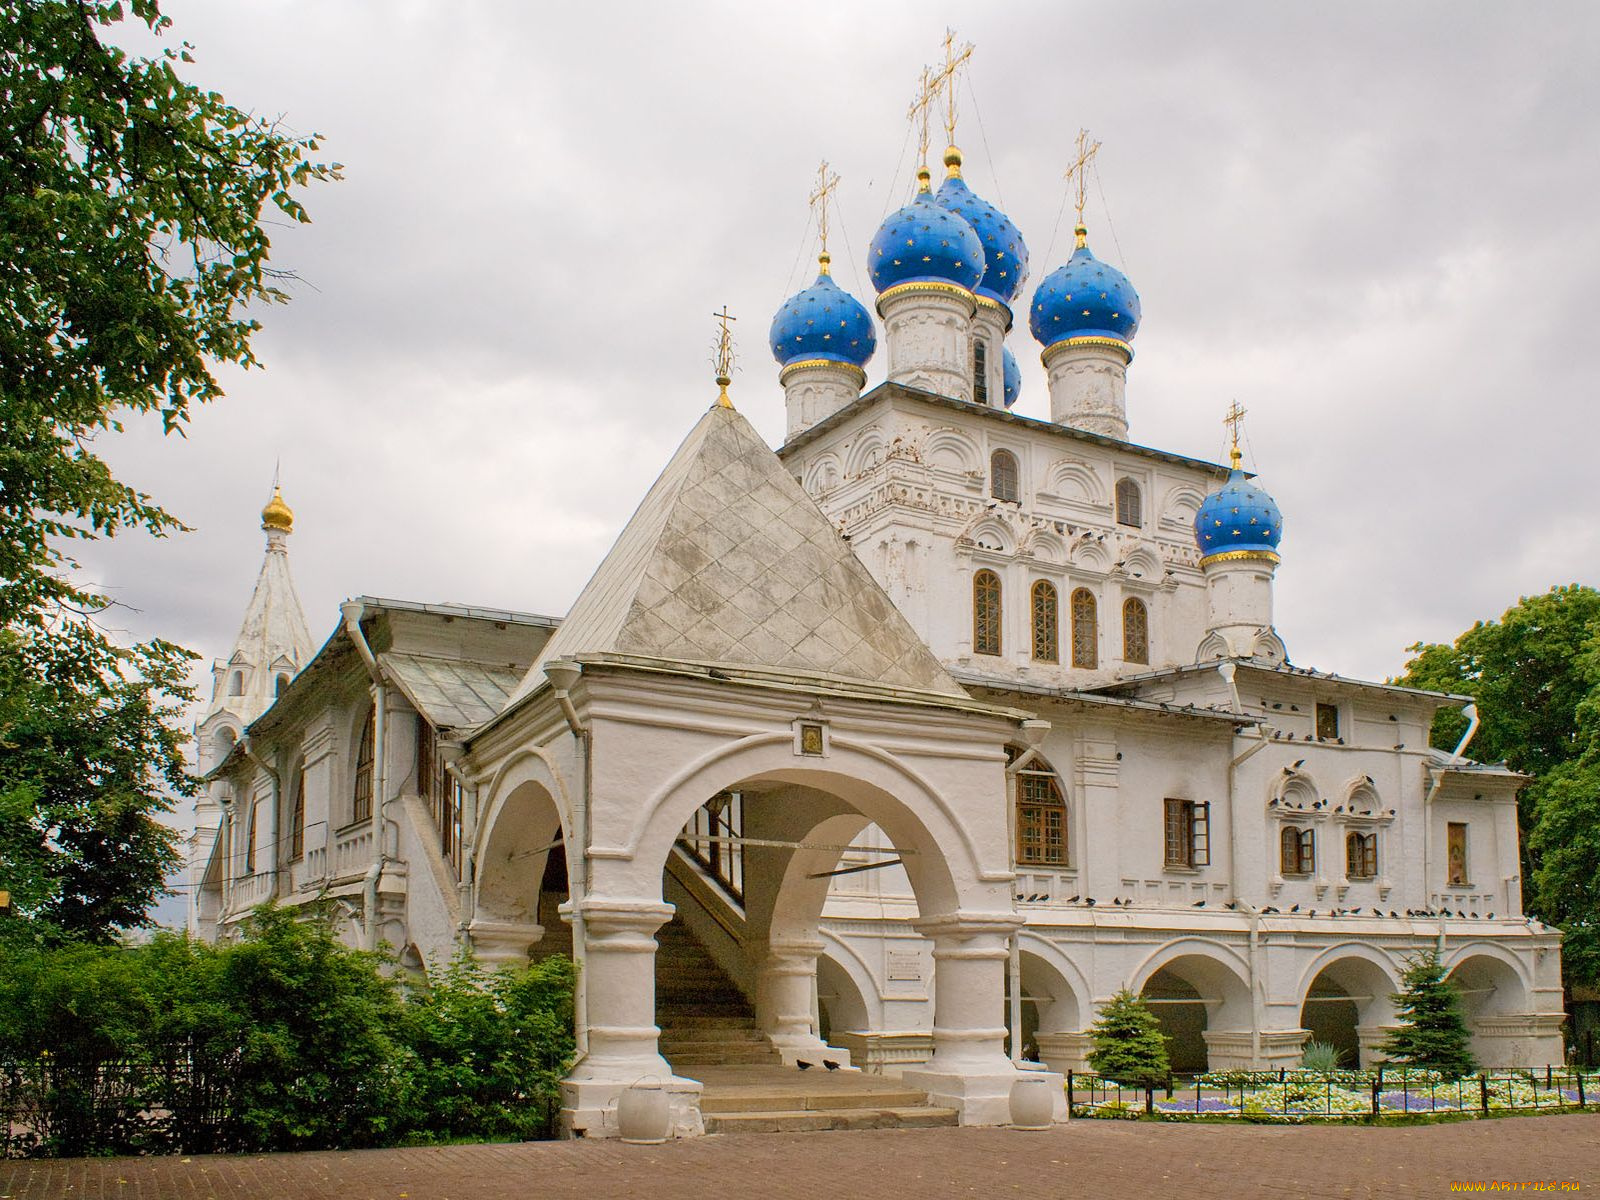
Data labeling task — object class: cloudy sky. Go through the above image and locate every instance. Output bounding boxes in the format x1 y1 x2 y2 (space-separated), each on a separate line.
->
85 1 1599 736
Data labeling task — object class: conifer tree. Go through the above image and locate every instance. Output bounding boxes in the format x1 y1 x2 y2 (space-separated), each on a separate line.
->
1377 952 1478 1079
1086 988 1171 1087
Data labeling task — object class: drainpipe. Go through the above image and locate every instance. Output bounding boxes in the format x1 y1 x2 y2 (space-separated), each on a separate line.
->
544 660 590 1058
1235 898 1264 1066
1451 704 1480 760
1228 726 1272 907
239 736 282 901
1005 719 1051 1065
342 601 388 952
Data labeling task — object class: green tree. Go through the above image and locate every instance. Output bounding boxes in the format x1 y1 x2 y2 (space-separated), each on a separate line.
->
1395 584 1600 985
2 0 340 627
1086 988 1171 1088
0 0 338 939
1377 951 1477 1080
0 622 194 945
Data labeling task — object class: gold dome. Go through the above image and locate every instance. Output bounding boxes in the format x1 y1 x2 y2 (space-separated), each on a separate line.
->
260 486 294 533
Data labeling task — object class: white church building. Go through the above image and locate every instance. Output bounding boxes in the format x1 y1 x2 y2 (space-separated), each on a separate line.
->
188 86 1566 1136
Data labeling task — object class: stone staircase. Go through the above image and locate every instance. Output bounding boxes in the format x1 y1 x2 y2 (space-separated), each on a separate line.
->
655 917 781 1068
695 1065 959 1134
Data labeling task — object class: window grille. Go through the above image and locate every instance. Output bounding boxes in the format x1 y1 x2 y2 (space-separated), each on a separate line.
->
1016 765 1068 866
1346 831 1378 879
243 800 257 876
679 792 745 904
990 449 1019 503
352 707 375 825
416 720 461 876
1280 825 1313 874
1115 477 1142 527
973 339 989 406
1164 798 1210 868
1071 588 1098 668
1122 597 1149 664
974 570 1002 656
1031 580 1059 662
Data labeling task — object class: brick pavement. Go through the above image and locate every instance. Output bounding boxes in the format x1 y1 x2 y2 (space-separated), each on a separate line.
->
2 1114 1597 1200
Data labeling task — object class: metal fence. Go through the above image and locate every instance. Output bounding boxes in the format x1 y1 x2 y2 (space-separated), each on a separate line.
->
1066 1067 1600 1121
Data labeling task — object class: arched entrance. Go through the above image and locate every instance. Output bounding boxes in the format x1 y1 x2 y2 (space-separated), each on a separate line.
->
472 774 570 966
1448 950 1531 1067
1134 948 1253 1073
1298 952 1399 1068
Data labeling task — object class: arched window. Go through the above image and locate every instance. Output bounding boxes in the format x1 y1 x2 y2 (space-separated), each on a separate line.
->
1115 477 1142 527
275 672 290 697
1070 588 1098 669
229 670 245 697
1122 597 1150 665
1280 825 1313 875
990 449 1019 503
1346 831 1378 879
1013 751 1068 867
973 570 1002 656
352 706 375 825
290 767 307 861
1031 581 1059 662
973 338 989 406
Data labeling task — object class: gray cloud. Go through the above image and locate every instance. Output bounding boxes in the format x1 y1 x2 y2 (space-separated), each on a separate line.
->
82 0 1599 735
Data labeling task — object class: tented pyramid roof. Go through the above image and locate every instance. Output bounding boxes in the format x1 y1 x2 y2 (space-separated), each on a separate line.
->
516 401 963 700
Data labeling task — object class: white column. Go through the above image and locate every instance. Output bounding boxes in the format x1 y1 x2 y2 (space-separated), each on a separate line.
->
559 897 704 1139
1043 339 1130 439
782 361 865 438
1202 557 1279 658
878 284 977 402
757 938 851 1067
901 913 1064 1125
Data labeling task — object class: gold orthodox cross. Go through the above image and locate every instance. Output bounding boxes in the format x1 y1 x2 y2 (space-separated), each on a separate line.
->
907 65 939 175
1064 128 1102 245
712 306 737 406
808 160 840 269
933 29 973 145
1223 400 1247 467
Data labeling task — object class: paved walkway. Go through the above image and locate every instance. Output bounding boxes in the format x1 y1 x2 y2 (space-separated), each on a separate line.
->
2 1114 1597 1199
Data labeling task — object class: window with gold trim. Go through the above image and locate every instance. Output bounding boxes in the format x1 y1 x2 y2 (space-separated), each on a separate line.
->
1279 824 1313 875
974 570 1002 656
352 706 375 825
1122 596 1149 664
1346 831 1378 879
289 767 306 861
1031 580 1059 662
1071 587 1098 668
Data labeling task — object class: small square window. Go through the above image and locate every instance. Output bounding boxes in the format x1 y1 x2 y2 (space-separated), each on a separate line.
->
1315 703 1340 741
798 723 825 756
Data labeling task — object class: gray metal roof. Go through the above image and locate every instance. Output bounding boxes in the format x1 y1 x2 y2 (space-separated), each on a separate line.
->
1093 659 1473 705
382 652 524 731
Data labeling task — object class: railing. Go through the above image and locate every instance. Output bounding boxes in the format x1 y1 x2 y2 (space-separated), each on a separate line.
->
332 824 374 878
1065 1067 1600 1120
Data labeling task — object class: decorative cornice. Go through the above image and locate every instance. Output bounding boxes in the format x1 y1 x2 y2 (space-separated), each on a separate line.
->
779 358 867 387
1199 548 1281 569
876 279 978 314
1040 335 1132 368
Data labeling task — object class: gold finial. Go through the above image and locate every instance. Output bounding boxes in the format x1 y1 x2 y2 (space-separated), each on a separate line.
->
712 305 737 408
943 144 963 179
809 160 840 272
261 484 294 533
907 65 939 180
915 164 931 194
934 28 973 148
1223 400 1248 469
1063 128 1102 248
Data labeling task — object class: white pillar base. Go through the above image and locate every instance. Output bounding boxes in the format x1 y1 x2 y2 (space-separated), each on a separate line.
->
900 1065 1067 1126
559 1074 705 1140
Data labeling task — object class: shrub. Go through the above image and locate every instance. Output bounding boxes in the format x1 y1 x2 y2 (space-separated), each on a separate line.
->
1086 989 1170 1090
1377 952 1478 1081
1299 1040 1343 1074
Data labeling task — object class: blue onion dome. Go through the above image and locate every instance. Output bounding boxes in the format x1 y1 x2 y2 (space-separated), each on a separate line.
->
769 253 877 370
1028 226 1141 352
933 147 1029 306
869 167 985 296
1194 462 1284 564
1001 345 1021 408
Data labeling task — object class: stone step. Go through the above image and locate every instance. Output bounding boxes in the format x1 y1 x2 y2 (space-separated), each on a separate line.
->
699 1087 929 1114
658 1013 761 1029
668 1050 783 1067
704 1106 959 1134
660 1029 770 1047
